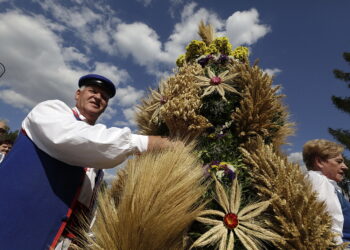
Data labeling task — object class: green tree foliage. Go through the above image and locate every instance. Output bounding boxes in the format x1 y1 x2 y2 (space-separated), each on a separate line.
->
0 130 18 144
329 52 350 190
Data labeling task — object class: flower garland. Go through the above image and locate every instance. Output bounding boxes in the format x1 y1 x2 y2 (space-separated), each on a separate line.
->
176 37 249 67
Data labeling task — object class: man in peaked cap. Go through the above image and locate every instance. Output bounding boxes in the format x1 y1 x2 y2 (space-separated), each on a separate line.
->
0 74 175 250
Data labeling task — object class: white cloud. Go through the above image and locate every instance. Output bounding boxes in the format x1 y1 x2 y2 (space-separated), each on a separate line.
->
111 4 270 77
115 86 145 107
34 0 120 55
264 68 282 77
62 47 89 65
137 0 152 7
114 22 164 66
98 104 117 123
93 62 130 87
164 2 224 63
0 11 129 114
111 3 225 76
0 89 36 110
0 11 78 107
123 106 138 126
225 8 271 47
36 0 101 30
288 152 307 172
70 0 84 4
91 26 116 54
169 0 184 18
32 1 271 79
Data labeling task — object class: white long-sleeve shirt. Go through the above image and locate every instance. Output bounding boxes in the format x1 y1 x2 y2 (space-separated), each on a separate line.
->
22 99 148 169
22 99 148 206
22 99 149 250
306 170 343 244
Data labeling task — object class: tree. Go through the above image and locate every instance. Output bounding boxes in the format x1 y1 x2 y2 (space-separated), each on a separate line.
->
329 52 350 192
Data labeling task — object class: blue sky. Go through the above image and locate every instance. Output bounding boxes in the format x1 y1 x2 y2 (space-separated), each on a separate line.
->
0 0 350 177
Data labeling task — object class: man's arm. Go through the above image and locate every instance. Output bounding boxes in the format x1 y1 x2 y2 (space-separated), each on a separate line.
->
147 136 177 151
22 100 174 169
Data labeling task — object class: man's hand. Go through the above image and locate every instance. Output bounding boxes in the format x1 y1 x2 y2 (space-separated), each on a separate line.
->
147 136 183 151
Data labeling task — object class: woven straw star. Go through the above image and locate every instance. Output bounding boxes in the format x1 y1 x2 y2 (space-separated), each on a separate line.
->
191 177 280 250
195 68 240 101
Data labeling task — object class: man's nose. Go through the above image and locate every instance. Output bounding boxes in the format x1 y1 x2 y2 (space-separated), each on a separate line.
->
342 163 348 170
93 92 102 100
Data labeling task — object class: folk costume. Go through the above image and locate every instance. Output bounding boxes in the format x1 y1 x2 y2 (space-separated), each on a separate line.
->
0 75 148 250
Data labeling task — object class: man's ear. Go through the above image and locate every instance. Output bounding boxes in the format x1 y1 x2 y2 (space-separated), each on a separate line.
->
314 156 325 170
75 89 80 102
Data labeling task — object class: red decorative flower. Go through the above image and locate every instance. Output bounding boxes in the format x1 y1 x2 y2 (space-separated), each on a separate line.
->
195 68 240 101
223 213 238 229
160 96 167 104
210 76 222 85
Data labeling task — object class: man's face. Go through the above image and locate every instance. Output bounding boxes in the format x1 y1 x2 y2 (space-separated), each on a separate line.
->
320 154 348 182
0 122 7 135
0 143 12 154
75 85 109 124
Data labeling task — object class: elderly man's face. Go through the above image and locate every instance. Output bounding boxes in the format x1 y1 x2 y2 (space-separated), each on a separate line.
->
319 154 348 182
0 143 12 154
0 122 7 135
75 85 109 124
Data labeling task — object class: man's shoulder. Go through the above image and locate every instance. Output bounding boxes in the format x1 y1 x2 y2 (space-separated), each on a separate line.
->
26 100 73 119
36 99 68 107
33 100 71 112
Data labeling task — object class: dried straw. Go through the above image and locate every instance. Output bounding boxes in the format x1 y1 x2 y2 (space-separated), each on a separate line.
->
240 137 339 249
78 143 208 250
231 62 294 152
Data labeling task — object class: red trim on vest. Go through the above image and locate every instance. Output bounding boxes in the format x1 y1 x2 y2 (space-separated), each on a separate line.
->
65 232 76 239
21 128 27 136
49 171 85 248
49 109 86 248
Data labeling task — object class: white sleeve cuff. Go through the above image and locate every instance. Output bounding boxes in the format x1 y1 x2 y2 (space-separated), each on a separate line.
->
131 134 148 153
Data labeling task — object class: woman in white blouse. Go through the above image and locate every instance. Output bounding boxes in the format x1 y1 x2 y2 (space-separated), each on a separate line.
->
303 139 349 244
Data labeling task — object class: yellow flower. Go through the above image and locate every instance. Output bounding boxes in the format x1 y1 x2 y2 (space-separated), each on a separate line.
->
185 40 207 62
191 177 280 250
195 67 240 101
231 46 249 61
212 37 233 55
211 164 219 169
176 54 186 67
205 43 219 55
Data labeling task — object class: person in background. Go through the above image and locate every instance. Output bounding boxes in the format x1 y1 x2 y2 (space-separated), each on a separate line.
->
0 138 13 155
303 139 350 245
0 121 13 164
0 74 179 250
0 139 8 163
0 119 9 136
0 139 13 163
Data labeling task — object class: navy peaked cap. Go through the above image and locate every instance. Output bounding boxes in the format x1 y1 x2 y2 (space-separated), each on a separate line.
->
78 74 116 98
